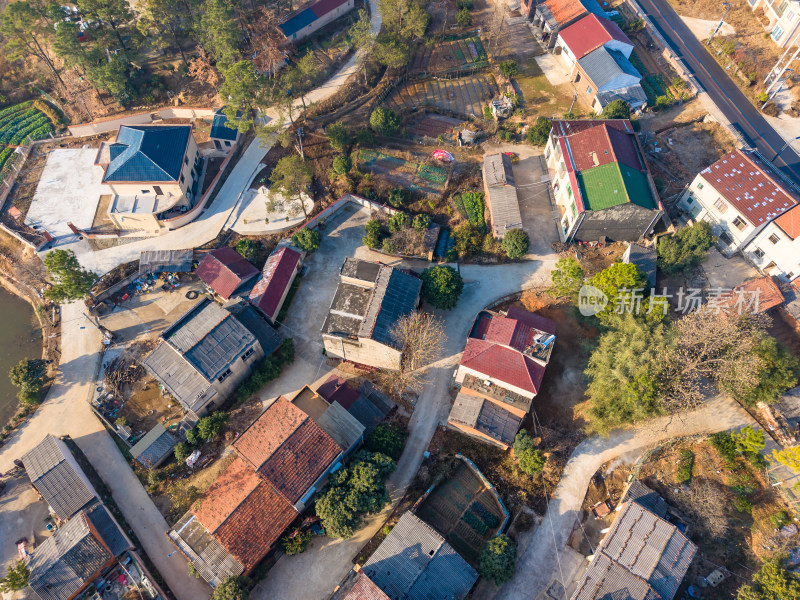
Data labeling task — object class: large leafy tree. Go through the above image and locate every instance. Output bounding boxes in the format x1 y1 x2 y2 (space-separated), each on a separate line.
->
198 0 241 69
479 535 517 585
315 451 396 538
0 560 30 592
136 0 190 65
501 229 529 259
726 337 799 407
420 265 463 310
220 60 263 131
77 0 138 52
379 0 428 40
513 431 545 474
657 221 716 275
291 228 321 253
365 424 407 461
526 116 551 146
549 257 584 298
369 107 400 136
248 8 286 78
211 576 249 600
269 155 313 218
374 36 409 70
349 9 375 84
601 99 631 119
9 358 47 405
43 249 98 303
588 262 647 322
737 555 800 600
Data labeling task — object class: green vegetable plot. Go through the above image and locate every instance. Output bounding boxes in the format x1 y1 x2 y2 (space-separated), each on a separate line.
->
0 100 55 182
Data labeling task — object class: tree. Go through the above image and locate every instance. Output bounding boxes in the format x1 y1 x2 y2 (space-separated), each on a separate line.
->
136 0 189 65
370 107 400 136
0 560 30 592
549 257 584 298
315 451 396 538
774 446 800 473
526 116 551 146
174 442 191 462
380 312 446 399
513 431 545 474
363 219 384 248
220 61 263 132
585 313 670 434
379 0 429 40
733 337 800 407
412 214 431 232
196 411 229 441
234 239 257 261
455 7 472 27
365 423 407 460
501 229 529 259
374 36 410 70
737 555 800 600
733 425 765 455
211 576 249 600
588 262 646 321
349 9 375 84
269 155 313 218
188 45 223 90
43 249 97 303
479 535 517 585
499 60 518 78
387 211 410 234
420 265 463 309
387 187 408 208
451 222 483 257
249 8 286 77
292 228 321 253
657 221 716 275
333 155 352 175
326 122 351 152
9 358 47 404
601 99 631 119
198 0 241 69
77 0 139 52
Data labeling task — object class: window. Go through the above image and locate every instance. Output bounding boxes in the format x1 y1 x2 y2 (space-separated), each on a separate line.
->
141 189 151 194
567 183 573 198
225 140 231 147
586 85 593 95
241 347 255 361
184 155 189 165
180 173 185 184
217 368 232 383
685 196 694 204
773 25 784 40
732 216 747 230
719 231 734 245
153 185 163 195
788 10 796 21
545 147 551 160
788 272 795 279
769 233 781 244
753 247 765 258
713 198 728 213
697 182 704 190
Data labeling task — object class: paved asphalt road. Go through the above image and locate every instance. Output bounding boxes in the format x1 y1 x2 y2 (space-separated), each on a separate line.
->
636 0 800 180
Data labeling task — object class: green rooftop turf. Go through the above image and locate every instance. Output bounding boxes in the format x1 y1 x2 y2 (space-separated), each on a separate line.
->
576 162 656 211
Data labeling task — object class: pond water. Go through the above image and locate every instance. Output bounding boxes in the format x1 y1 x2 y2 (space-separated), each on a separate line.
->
0 286 42 426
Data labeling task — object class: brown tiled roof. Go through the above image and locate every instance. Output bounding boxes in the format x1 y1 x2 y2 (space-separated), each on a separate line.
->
775 203 800 239
551 119 633 138
700 150 798 227
258 418 341 504
213 478 297 572
560 122 643 172
507 305 557 335
193 458 262 533
330 571 391 600
460 338 546 395
543 0 587 26
717 276 786 313
233 396 307 471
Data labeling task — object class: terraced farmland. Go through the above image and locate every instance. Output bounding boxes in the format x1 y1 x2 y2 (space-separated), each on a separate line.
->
357 149 449 195
385 74 498 120
410 35 488 74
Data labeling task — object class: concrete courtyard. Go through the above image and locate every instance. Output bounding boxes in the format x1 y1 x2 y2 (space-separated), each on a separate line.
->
26 149 106 241
230 188 314 236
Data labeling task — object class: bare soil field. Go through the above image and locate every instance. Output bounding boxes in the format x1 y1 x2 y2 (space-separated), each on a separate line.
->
409 35 489 74
385 74 499 119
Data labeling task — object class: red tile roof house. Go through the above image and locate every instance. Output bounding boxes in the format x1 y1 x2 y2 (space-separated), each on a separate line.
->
249 245 303 323
555 14 634 68
545 119 665 242
167 396 346 588
678 149 800 258
195 246 260 300
528 0 604 49
449 306 556 448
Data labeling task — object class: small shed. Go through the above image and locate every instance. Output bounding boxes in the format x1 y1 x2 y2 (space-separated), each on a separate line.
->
209 109 240 150
139 249 194 276
130 424 178 469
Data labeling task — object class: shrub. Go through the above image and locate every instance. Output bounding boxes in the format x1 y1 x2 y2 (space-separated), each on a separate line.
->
709 431 738 463
654 95 672 110
387 212 410 234
499 60 518 78
456 0 473 8
292 227 321 253
757 92 769 103
211 576 250 600
513 431 545 474
381 238 398 254
234 239 257 261
733 495 753 514
234 339 295 403
356 129 375 146
196 411 229 441
365 424 407 460
721 40 736 55
174 442 191 462
736 554 800 600
333 155 352 175
479 535 517 585
526 116 551 146
33 99 62 127
363 219 385 248
456 7 472 27
772 510 792 529
675 449 694 484
387 187 408 208
370 107 400 136
420 265 464 309
326 122 351 151
281 530 313 555
657 221 716 275
115 416 130 427
501 229 529 259
601 99 631 119
412 213 431 232
483 105 493 121
451 222 483 256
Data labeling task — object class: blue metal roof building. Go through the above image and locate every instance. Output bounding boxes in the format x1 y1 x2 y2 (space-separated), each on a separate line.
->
210 110 239 142
279 8 317 38
103 125 192 183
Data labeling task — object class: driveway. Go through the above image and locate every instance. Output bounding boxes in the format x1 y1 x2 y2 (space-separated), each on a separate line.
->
252 219 560 600
0 303 212 600
499 396 755 600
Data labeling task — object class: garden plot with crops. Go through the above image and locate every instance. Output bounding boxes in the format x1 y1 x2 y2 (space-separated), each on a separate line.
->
406 113 463 143
385 74 498 120
410 35 488 74
415 461 506 563
0 101 56 181
357 150 448 195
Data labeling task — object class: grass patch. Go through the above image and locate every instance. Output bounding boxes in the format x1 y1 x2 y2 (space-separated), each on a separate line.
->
676 449 694 484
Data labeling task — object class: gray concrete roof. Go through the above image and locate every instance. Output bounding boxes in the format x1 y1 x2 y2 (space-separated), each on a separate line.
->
168 512 244 588
578 46 641 90
141 341 216 412
130 423 178 469
448 392 522 446
571 501 696 600
483 154 523 238
22 435 98 520
363 511 478 600
621 480 668 519
316 401 365 452
139 249 194 275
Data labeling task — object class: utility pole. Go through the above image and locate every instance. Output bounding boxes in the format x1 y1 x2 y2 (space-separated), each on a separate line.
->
707 2 731 46
762 69 793 109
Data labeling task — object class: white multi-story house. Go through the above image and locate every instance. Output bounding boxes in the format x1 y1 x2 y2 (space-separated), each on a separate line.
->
750 0 800 48
742 204 800 281
678 149 799 257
